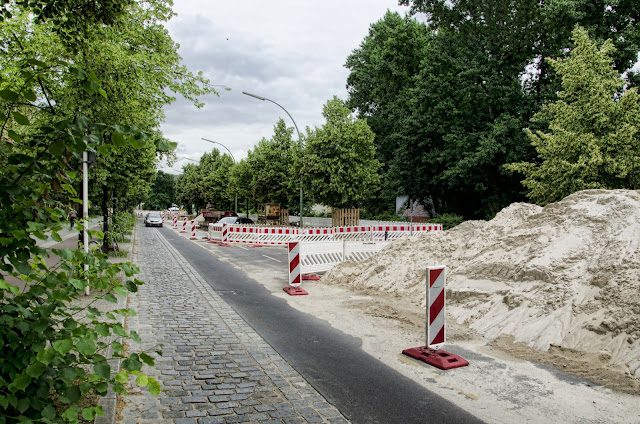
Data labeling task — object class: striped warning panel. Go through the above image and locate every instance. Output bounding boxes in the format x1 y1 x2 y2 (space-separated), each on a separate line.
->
427 266 446 347
288 242 301 287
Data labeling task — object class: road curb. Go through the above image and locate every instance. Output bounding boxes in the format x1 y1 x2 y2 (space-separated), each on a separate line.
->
94 222 137 424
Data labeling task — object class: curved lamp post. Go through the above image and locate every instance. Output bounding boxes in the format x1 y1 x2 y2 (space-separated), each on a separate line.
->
201 138 238 214
242 91 303 227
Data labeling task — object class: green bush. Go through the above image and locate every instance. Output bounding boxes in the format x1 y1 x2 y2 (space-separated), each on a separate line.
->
432 213 464 230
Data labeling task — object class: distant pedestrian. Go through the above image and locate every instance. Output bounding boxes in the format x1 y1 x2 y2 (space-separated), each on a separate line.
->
68 209 77 228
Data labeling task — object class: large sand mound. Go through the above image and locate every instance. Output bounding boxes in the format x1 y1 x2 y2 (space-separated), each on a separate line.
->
323 189 640 379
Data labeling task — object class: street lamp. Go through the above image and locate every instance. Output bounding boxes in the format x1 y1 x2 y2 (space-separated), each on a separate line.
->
201 138 238 214
242 91 304 227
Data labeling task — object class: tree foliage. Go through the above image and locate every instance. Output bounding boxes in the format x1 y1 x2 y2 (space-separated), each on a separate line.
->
145 170 176 210
0 1 214 223
508 26 640 204
345 11 431 216
175 163 200 214
245 119 300 209
199 150 234 210
175 150 235 214
0 0 214 421
303 96 380 209
346 1 640 218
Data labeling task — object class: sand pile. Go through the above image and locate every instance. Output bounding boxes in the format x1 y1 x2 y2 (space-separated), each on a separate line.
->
323 189 640 378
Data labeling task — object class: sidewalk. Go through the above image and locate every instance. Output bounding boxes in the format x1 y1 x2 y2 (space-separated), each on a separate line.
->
116 224 349 424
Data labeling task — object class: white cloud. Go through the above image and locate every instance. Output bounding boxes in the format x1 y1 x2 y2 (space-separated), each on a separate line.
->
159 0 410 173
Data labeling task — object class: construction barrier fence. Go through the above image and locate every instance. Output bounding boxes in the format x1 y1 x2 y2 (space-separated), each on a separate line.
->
207 223 442 246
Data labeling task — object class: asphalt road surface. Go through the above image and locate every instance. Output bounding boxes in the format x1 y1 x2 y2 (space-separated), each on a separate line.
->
159 227 484 424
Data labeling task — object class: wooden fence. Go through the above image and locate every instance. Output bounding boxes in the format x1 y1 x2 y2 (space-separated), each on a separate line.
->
332 208 360 227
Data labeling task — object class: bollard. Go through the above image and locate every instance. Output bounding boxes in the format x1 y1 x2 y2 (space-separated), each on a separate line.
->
284 242 308 295
218 223 230 246
190 220 197 240
402 266 468 370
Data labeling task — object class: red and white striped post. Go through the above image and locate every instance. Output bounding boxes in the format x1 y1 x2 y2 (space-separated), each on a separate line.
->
181 220 187 233
402 265 468 370
218 223 230 246
173 215 178 230
427 266 446 347
190 220 197 240
284 242 308 295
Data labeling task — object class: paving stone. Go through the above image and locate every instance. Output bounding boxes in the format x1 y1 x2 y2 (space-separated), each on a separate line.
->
198 418 225 424
115 225 349 424
183 396 209 403
186 410 208 418
207 408 234 416
270 410 298 419
224 416 250 423
162 410 185 418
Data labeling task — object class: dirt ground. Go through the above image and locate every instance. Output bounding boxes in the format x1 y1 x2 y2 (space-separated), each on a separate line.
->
341 287 640 395
266 277 640 424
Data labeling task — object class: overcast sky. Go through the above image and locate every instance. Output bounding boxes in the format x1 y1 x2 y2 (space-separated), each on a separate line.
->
158 0 411 174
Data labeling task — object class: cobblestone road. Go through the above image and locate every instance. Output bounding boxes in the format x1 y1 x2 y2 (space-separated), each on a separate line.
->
118 224 348 424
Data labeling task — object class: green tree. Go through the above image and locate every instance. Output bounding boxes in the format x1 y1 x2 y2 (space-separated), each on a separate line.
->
200 149 234 210
0 2 213 229
348 1 640 218
174 150 235 214
175 163 200 214
245 119 300 210
229 159 254 214
508 26 640 204
145 170 176 210
346 5 537 219
345 11 431 216
0 0 213 420
303 97 380 208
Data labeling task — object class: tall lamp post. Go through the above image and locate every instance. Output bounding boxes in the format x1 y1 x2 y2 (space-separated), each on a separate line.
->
242 91 303 227
201 138 238 214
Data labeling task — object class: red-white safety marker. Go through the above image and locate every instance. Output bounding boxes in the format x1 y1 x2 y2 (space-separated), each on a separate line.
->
218 223 231 247
402 266 468 370
181 220 187 233
173 215 178 230
285 242 307 295
190 220 197 240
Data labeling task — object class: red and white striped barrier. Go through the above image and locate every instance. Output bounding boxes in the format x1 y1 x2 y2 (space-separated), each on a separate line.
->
219 223 230 246
190 220 197 240
205 223 443 247
333 226 370 241
402 266 469 370
427 266 446 347
284 242 307 295
173 215 178 230
181 220 187 233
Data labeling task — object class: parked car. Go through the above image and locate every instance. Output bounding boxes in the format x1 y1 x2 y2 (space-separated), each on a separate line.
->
217 216 254 225
145 212 163 227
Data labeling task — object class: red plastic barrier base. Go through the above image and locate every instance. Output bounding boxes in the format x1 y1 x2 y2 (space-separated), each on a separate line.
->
218 242 230 247
402 346 469 370
302 274 322 281
283 286 308 296
190 237 198 240
207 240 217 244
